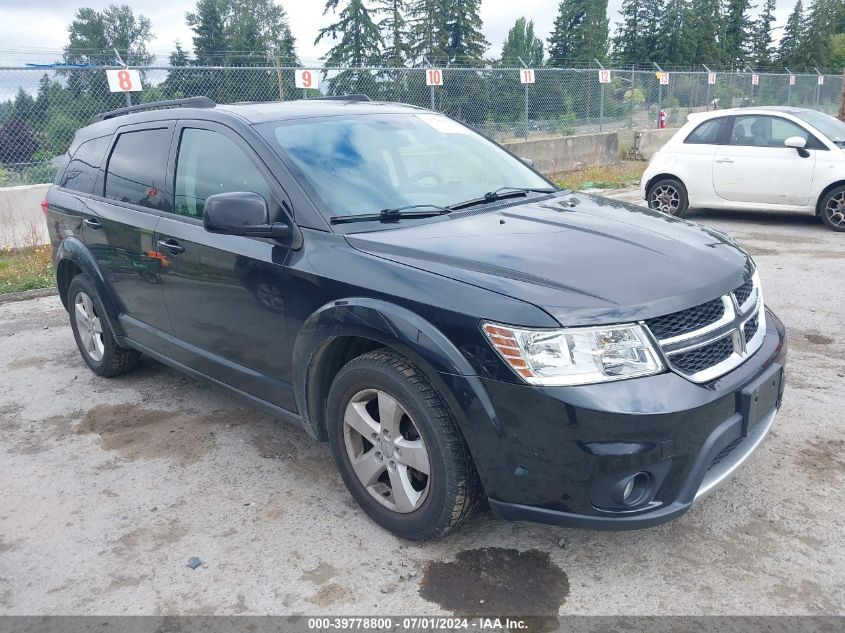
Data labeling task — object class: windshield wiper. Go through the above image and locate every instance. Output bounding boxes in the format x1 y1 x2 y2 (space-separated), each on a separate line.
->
447 186 557 211
329 204 451 225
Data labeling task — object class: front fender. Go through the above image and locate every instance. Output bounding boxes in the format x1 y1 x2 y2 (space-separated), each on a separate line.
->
55 236 125 338
292 298 502 444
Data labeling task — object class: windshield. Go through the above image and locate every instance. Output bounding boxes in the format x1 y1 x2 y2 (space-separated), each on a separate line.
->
259 113 551 218
794 110 845 144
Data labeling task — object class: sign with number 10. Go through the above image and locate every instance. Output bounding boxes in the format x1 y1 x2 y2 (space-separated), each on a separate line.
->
426 69 443 86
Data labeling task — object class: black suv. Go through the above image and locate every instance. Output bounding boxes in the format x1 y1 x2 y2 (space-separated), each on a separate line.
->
45 96 787 540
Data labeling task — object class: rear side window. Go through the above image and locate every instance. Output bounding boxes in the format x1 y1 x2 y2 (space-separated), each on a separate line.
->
174 128 272 218
684 119 723 144
60 135 111 194
105 128 172 211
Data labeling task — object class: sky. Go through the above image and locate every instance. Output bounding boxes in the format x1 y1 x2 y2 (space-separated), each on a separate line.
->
0 0 797 67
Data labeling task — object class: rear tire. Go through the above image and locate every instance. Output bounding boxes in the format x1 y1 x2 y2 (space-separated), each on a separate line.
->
647 177 689 217
326 349 481 541
67 274 140 377
819 185 845 232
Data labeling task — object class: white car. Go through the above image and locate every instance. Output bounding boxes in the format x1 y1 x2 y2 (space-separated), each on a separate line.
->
640 106 845 231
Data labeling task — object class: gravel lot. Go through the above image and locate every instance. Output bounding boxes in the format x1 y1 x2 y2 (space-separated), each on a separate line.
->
0 203 843 617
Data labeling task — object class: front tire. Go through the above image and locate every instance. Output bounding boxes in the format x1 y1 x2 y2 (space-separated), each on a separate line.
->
67 274 140 377
326 350 481 540
647 177 689 217
819 186 845 232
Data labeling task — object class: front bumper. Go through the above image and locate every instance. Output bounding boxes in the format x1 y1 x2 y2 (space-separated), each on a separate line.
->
461 308 787 530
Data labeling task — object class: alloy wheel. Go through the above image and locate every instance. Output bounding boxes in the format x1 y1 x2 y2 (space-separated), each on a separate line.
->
342 389 431 513
650 185 681 215
74 291 105 362
824 191 845 228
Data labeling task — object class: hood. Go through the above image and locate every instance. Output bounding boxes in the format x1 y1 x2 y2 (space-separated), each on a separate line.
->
345 194 752 326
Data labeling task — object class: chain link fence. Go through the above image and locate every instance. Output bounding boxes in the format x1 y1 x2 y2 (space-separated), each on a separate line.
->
1 64 843 185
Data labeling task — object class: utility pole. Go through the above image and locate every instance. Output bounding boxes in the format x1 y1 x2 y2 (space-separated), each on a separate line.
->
595 58 605 133
113 48 131 107
517 57 529 140
838 69 845 122
653 62 663 128
785 67 792 106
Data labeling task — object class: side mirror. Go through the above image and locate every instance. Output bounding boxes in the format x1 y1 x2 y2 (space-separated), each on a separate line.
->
520 157 535 167
784 136 810 157
203 192 290 239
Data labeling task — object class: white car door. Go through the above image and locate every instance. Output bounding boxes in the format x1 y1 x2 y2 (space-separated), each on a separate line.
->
712 115 817 206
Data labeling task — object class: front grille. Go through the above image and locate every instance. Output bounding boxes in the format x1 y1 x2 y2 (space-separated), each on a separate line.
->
709 436 744 470
743 315 759 341
645 297 725 340
671 337 734 374
733 279 754 307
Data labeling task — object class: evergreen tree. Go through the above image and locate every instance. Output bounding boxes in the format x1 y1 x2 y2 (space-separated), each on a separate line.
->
376 0 410 67
407 0 450 65
501 17 544 66
796 0 840 68
316 0 383 93
687 0 723 66
656 0 693 66
169 42 192 67
228 0 298 65
187 0 228 65
445 0 489 64
612 0 649 65
547 0 609 66
723 0 754 67
778 0 804 67
751 0 776 66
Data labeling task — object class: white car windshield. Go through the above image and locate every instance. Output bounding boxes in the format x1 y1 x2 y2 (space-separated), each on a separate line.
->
262 113 551 218
794 110 845 145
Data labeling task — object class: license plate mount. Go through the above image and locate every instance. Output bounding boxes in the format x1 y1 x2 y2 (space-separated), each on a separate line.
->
740 363 782 436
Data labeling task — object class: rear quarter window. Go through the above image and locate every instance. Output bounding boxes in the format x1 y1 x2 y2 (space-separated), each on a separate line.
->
104 128 172 211
684 118 724 145
59 135 112 194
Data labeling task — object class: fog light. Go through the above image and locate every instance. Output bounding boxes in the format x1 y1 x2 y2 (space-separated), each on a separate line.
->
621 472 650 506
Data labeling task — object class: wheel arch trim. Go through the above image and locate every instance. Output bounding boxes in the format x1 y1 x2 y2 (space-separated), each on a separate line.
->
55 237 125 337
291 298 502 442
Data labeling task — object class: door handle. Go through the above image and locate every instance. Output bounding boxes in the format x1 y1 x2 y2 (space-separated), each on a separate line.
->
83 218 102 230
715 157 734 163
157 239 185 255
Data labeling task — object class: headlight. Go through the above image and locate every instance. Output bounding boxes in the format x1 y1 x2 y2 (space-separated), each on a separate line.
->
482 322 665 386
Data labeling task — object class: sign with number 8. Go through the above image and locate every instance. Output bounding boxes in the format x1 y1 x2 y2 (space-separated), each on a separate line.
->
106 68 142 93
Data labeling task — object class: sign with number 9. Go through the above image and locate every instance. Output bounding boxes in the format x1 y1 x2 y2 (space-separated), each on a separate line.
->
295 69 319 90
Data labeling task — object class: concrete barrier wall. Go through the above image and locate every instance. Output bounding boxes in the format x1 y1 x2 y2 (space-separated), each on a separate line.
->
634 128 680 161
502 132 619 174
0 184 50 249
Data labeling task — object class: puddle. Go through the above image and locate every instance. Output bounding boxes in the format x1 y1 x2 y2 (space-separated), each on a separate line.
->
804 333 833 346
75 404 252 465
419 547 569 619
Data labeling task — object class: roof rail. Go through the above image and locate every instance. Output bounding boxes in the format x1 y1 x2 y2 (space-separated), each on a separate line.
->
90 96 216 123
307 94 372 102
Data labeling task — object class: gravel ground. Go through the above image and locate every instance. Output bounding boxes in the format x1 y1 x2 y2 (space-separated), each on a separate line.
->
0 203 843 617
